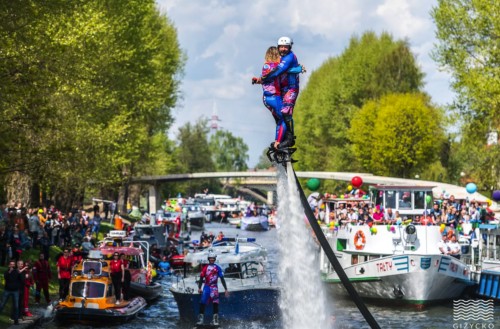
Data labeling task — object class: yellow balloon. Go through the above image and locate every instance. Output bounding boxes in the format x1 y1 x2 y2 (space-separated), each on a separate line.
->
487 199 492 206
347 185 353 191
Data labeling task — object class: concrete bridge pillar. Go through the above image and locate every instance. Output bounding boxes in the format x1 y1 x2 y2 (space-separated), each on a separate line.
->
148 184 160 214
267 191 274 205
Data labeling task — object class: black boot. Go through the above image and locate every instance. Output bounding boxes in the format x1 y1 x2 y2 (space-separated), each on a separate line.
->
278 132 295 150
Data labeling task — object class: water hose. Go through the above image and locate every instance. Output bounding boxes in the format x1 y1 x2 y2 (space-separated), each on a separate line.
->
290 163 380 329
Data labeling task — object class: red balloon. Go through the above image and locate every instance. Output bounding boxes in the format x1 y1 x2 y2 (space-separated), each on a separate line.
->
351 176 363 188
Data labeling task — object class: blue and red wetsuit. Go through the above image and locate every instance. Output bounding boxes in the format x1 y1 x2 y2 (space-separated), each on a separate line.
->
261 55 301 144
262 61 286 144
199 263 225 305
262 51 300 116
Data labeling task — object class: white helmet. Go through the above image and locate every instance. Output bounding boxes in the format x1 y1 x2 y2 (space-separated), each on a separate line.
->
207 252 217 260
277 36 293 47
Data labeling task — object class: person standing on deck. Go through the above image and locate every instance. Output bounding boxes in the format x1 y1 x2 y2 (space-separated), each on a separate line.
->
197 252 229 326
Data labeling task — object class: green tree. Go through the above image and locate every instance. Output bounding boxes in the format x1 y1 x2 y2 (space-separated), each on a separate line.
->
173 119 219 196
294 32 425 173
431 0 500 190
349 93 445 178
209 130 249 171
431 0 500 123
0 1 184 208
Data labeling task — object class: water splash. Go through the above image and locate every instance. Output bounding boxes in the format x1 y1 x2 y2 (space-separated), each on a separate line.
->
276 165 329 329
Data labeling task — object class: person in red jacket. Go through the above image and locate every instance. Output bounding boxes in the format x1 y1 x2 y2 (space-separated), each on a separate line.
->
33 253 52 305
110 252 124 304
22 261 34 317
57 248 73 300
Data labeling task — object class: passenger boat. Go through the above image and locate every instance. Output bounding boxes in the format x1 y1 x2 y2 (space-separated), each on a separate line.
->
170 237 280 322
99 230 163 301
320 186 475 306
54 250 147 324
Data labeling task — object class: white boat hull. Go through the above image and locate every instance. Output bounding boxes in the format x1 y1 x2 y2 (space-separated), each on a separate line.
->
320 225 474 305
323 254 471 304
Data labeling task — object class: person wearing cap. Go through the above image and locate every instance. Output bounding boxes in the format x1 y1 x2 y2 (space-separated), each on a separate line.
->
252 36 301 150
110 252 124 304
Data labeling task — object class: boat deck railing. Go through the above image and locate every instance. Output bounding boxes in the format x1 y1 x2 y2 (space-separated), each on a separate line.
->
171 270 279 291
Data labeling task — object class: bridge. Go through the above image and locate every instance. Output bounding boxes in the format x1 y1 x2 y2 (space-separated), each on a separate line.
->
131 170 493 214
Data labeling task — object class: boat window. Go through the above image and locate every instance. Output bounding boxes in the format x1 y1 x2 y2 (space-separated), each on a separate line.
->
414 191 429 210
70 282 106 298
351 255 358 265
385 191 396 209
82 261 102 275
71 282 85 297
399 191 412 209
107 284 113 297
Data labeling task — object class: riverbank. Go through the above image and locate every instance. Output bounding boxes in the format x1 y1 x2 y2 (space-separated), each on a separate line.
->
0 222 115 326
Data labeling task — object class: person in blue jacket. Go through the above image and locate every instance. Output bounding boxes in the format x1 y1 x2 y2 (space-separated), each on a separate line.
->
252 37 304 150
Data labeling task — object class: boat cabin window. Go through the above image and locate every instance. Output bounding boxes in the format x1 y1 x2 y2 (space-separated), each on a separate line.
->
71 282 106 298
351 255 358 265
385 191 396 209
224 263 242 278
399 191 412 209
82 261 102 276
414 191 431 209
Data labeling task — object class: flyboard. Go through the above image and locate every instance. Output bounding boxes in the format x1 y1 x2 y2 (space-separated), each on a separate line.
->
193 323 220 329
265 143 380 328
266 145 296 166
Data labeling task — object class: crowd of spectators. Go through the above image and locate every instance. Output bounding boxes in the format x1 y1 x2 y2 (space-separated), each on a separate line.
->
0 200 113 324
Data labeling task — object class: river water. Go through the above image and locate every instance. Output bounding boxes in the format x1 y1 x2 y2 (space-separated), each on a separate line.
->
40 221 500 329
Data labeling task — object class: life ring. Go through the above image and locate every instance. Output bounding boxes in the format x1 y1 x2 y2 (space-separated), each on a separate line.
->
354 230 366 250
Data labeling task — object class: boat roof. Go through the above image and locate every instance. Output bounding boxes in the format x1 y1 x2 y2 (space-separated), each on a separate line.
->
372 184 436 190
99 246 143 256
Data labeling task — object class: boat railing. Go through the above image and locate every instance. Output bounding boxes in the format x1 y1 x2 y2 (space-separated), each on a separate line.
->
171 269 278 290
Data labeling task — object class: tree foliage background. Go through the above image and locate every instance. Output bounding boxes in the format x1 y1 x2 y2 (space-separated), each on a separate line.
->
431 0 500 191
0 0 184 208
293 32 431 191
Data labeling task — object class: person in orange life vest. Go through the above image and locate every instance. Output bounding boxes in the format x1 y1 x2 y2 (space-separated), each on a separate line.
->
57 248 73 300
120 253 131 301
33 252 52 305
110 252 125 304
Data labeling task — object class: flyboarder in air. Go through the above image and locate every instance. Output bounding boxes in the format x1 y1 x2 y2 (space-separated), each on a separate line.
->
252 36 304 164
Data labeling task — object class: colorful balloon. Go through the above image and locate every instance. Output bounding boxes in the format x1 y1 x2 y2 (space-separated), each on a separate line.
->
371 227 378 234
347 185 353 191
425 195 432 204
306 178 321 191
492 190 500 202
466 182 477 194
351 176 363 188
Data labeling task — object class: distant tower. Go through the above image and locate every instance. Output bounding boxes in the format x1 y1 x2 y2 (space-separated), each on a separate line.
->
210 101 221 131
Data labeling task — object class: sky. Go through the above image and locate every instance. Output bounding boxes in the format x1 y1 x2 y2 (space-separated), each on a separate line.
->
156 0 455 168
